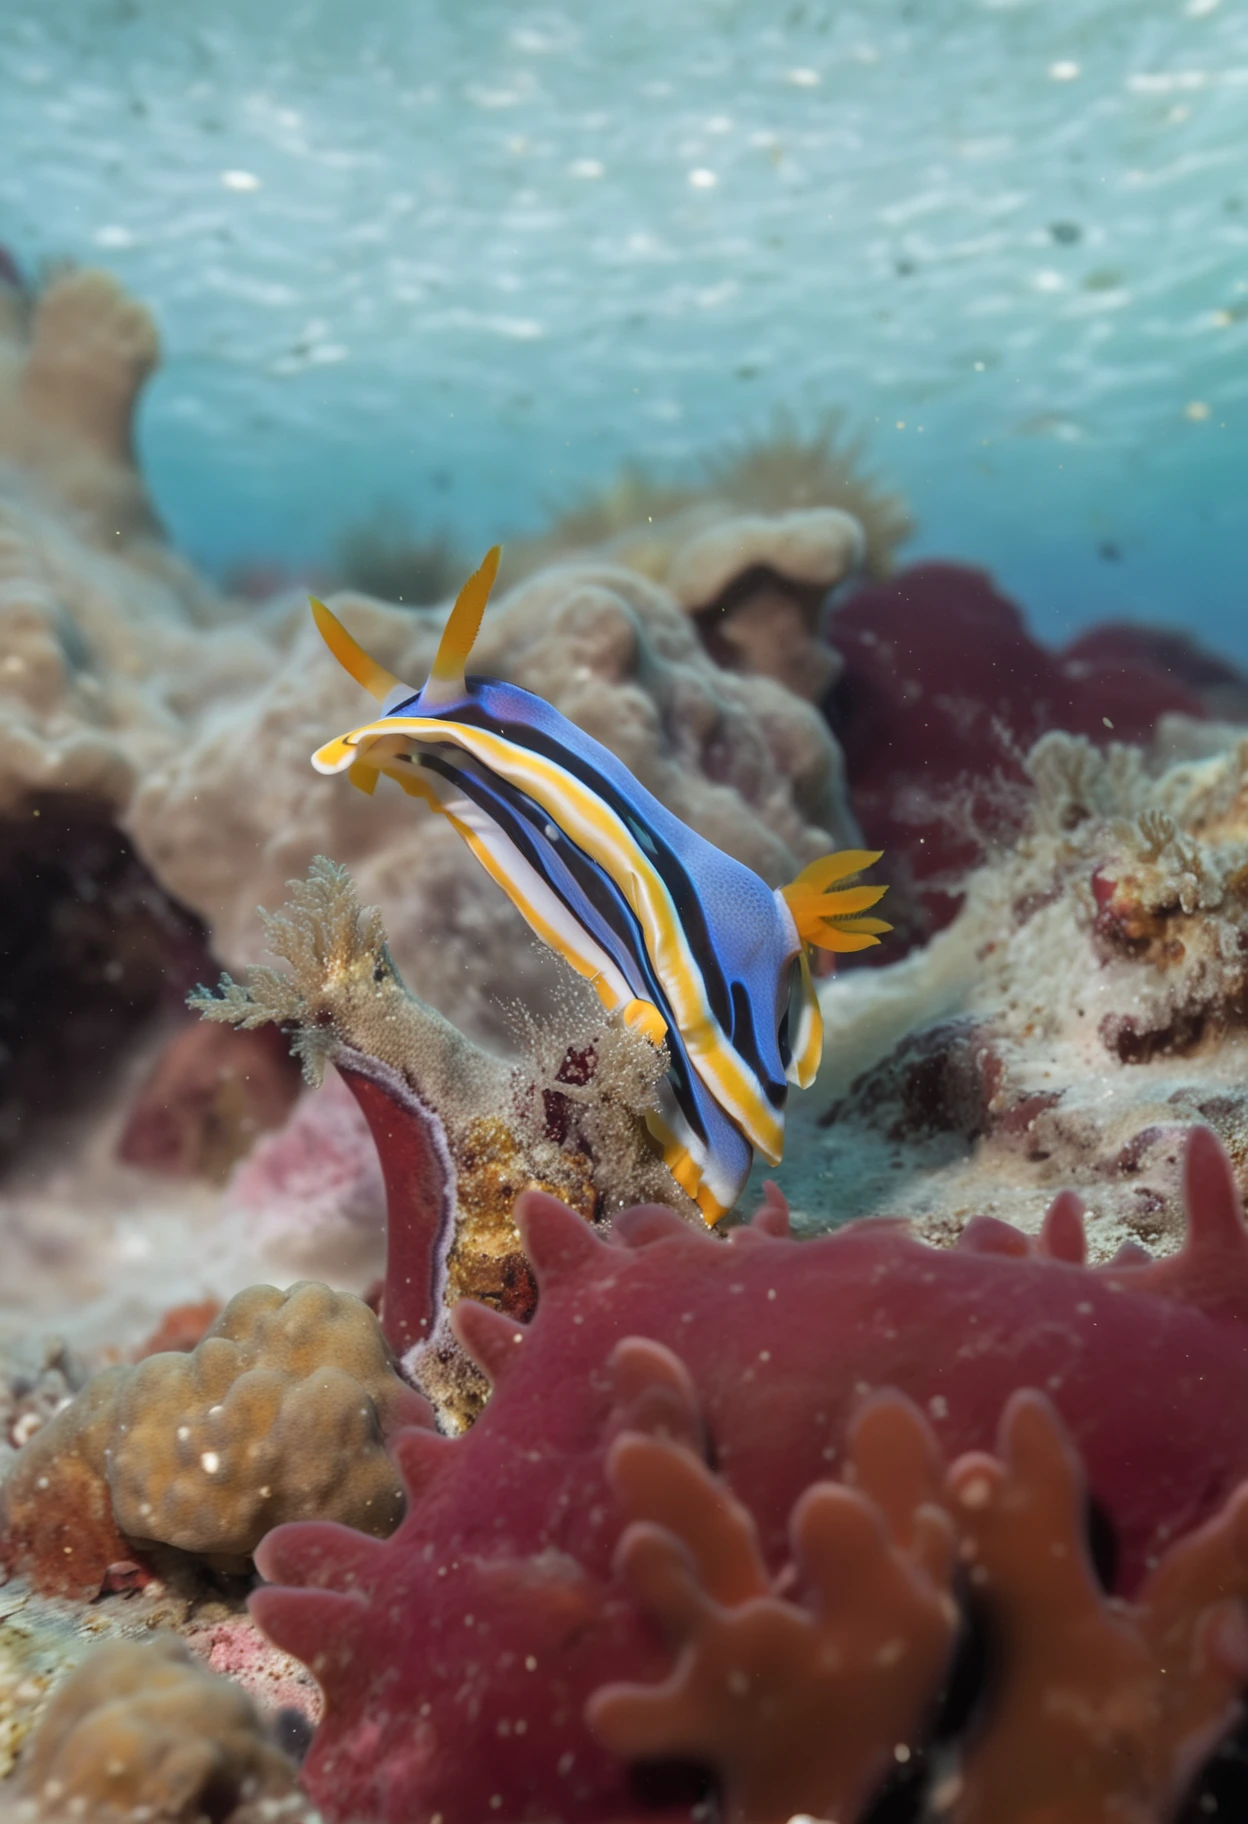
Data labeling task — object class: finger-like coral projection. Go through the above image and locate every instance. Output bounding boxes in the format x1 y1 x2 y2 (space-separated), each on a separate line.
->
590 1386 956 1824
0 1281 428 1596
0 264 163 549
592 1381 1248 1824
950 1391 1248 1824
9 1635 306 1823
249 1129 1248 1824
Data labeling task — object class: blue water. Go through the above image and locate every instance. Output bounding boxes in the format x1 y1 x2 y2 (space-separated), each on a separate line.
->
3 0 1246 652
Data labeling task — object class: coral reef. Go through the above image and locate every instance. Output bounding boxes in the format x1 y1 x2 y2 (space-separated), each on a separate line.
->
0 263 854 1191
826 561 1209 944
806 729 1248 1255
251 1130 1248 1823
0 1279 428 1595
7 1635 306 1823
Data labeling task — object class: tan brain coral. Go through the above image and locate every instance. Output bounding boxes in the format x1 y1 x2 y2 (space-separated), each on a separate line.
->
9 1635 304 1824
0 1281 427 1593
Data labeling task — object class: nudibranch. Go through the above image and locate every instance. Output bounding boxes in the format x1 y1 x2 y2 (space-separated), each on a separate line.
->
310 548 889 1222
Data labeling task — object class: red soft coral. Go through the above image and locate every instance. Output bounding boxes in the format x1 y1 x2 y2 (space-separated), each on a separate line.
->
252 1130 1248 1824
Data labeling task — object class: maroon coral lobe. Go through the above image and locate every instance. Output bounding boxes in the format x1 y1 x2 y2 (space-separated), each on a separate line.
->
956 1215 1032 1258
728 1180 791 1243
827 562 1207 941
335 1055 456 1358
612 1203 694 1248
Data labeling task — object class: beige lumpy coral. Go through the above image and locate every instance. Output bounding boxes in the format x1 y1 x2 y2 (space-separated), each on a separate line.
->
9 1635 304 1823
0 1281 422 1590
108 1282 415 1559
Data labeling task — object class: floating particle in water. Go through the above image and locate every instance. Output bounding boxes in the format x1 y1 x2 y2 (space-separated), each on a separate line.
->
1049 220 1082 245
1084 268 1127 292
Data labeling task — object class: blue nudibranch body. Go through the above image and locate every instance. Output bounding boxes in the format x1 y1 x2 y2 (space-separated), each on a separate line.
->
310 547 889 1223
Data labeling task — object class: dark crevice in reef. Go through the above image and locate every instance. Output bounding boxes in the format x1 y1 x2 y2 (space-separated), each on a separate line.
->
1177 1705 1248 1822
625 1758 715 1815
862 1499 1121 1824
0 793 211 1168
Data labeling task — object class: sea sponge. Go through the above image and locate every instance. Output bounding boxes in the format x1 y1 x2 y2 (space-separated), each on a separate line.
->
9 1635 304 1823
0 1280 428 1594
824 561 1211 947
